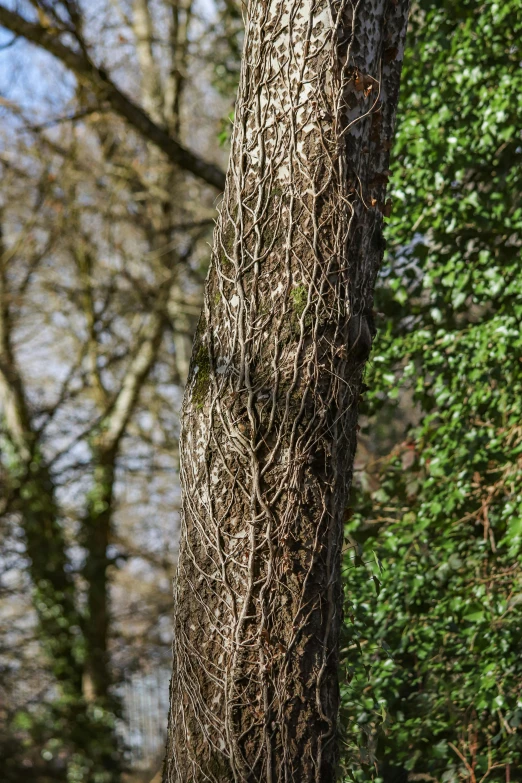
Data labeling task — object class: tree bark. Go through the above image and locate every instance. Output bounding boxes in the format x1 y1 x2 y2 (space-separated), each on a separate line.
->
165 1 410 780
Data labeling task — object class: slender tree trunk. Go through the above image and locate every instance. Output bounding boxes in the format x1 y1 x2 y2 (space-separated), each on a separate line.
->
1 234 121 782
13 462 84 697
83 449 117 703
0 233 83 697
165 1 409 780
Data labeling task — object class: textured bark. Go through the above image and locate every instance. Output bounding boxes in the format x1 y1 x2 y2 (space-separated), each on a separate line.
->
165 1 410 781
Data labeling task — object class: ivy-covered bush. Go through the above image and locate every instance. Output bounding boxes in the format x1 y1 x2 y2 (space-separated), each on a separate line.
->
341 1 522 780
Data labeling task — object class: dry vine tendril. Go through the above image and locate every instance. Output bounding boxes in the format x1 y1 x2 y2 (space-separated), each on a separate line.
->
165 1 410 781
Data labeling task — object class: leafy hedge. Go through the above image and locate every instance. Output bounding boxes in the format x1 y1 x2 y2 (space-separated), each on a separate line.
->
341 1 522 780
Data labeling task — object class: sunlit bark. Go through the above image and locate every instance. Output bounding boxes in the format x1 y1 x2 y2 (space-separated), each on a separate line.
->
166 0 410 780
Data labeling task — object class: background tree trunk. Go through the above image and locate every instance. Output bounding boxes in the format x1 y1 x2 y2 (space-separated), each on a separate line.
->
0 226 122 781
165 1 410 781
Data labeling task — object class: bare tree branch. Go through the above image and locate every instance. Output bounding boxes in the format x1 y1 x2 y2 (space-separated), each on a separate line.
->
98 309 166 452
0 4 226 190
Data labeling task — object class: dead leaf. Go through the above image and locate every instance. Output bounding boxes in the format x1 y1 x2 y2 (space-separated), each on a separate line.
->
383 198 393 217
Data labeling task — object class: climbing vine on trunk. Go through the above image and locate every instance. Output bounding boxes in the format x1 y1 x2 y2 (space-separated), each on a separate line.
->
165 1 410 780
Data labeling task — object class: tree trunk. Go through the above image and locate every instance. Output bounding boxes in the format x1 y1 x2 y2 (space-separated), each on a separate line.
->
1 247 121 782
83 449 117 704
0 235 83 700
165 1 410 780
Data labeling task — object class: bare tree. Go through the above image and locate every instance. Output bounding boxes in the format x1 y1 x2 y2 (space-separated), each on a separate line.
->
0 2 225 190
165 1 410 780
0 1 231 778
0 127 185 779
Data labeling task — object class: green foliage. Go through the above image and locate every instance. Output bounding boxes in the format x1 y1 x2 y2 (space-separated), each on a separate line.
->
218 111 235 147
3 698 121 783
341 1 522 780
